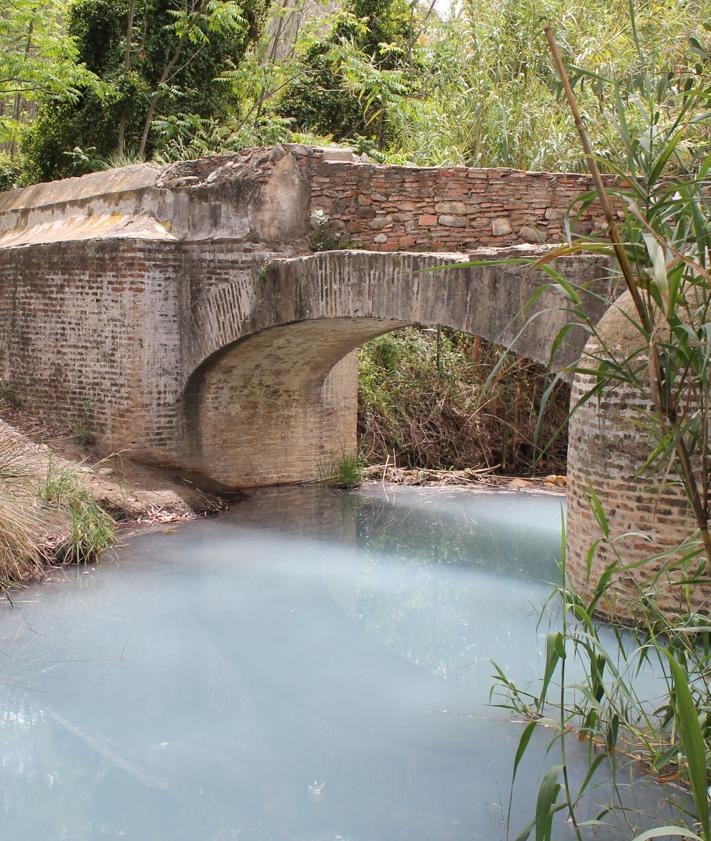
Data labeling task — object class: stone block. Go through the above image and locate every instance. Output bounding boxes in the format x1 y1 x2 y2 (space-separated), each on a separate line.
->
438 214 467 228
519 225 546 243
491 218 513 236
435 201 467 214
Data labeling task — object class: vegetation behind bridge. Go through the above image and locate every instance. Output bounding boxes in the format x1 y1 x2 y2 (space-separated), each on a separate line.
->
1 0 709 183
358 327 569 475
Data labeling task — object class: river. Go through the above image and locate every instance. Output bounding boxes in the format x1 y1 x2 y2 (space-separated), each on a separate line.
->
0 486 679 840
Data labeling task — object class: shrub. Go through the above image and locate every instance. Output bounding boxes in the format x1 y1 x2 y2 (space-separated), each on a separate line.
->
495 22 711 841
0 154 21 192
0 430 50 588
358 327 568 474
308 208 353 251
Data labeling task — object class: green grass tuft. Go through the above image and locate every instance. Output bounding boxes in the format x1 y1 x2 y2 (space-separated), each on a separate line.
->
318 450 364 489
40 463 115 564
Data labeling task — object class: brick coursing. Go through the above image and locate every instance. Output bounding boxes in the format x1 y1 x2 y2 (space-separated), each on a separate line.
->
298 148 609 252
566 300 710 618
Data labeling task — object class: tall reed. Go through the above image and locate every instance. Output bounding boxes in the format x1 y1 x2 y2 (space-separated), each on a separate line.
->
491 15 711 841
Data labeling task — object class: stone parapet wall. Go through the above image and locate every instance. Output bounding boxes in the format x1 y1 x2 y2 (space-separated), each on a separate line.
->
302 149 608 251
0 144 611 254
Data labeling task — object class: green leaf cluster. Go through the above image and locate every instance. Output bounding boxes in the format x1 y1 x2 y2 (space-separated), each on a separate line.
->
21 0 270 181
276 0 415 147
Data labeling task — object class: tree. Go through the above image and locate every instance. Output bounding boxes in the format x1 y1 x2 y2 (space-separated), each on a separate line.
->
276 0 417 149
0 0 92 163
22 0 271 181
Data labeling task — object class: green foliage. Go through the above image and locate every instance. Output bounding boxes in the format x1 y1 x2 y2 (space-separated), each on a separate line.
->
67 398 96 445
494 534 711 839
10 0 709 179
213 0 705 173
358 327 568 473
0 154 21 191
493 21 711 841
216 0 710 171
40 462 115 563
319 450 364 488
277 0 414 146
308 208 353 251
23 0 271 181
0 0 93 155
402 0 710 170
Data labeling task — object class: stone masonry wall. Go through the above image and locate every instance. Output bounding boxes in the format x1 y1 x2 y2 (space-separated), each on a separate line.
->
0 238 271 468
0 144 610 255
301 149 609 252
566 293 710 618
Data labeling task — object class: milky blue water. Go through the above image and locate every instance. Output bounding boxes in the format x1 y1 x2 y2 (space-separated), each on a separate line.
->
0 486 678 840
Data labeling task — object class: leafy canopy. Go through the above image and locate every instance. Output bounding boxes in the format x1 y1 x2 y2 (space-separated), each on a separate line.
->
22 0 270 180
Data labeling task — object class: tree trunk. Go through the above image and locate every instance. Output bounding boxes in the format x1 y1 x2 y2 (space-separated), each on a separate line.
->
117 0 137 156
137 0 206 157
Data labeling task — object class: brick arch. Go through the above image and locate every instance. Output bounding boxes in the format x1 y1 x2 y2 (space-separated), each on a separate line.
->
185 250 613 378
180 318 406 486
179 250 615 487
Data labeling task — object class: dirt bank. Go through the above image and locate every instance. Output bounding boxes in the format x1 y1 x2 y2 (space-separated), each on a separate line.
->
0 398 224 587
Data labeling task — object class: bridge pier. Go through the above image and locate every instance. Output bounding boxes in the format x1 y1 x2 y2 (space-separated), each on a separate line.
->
565 293 710 617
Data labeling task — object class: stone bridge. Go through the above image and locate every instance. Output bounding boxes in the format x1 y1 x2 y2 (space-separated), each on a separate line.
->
2 142 702 617
0 144 615 488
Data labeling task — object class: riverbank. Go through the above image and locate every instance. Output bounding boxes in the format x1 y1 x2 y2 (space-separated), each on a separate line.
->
0 398 224 588
362 464 567 494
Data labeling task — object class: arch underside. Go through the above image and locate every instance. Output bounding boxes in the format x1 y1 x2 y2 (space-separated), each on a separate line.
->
183 318 407 487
